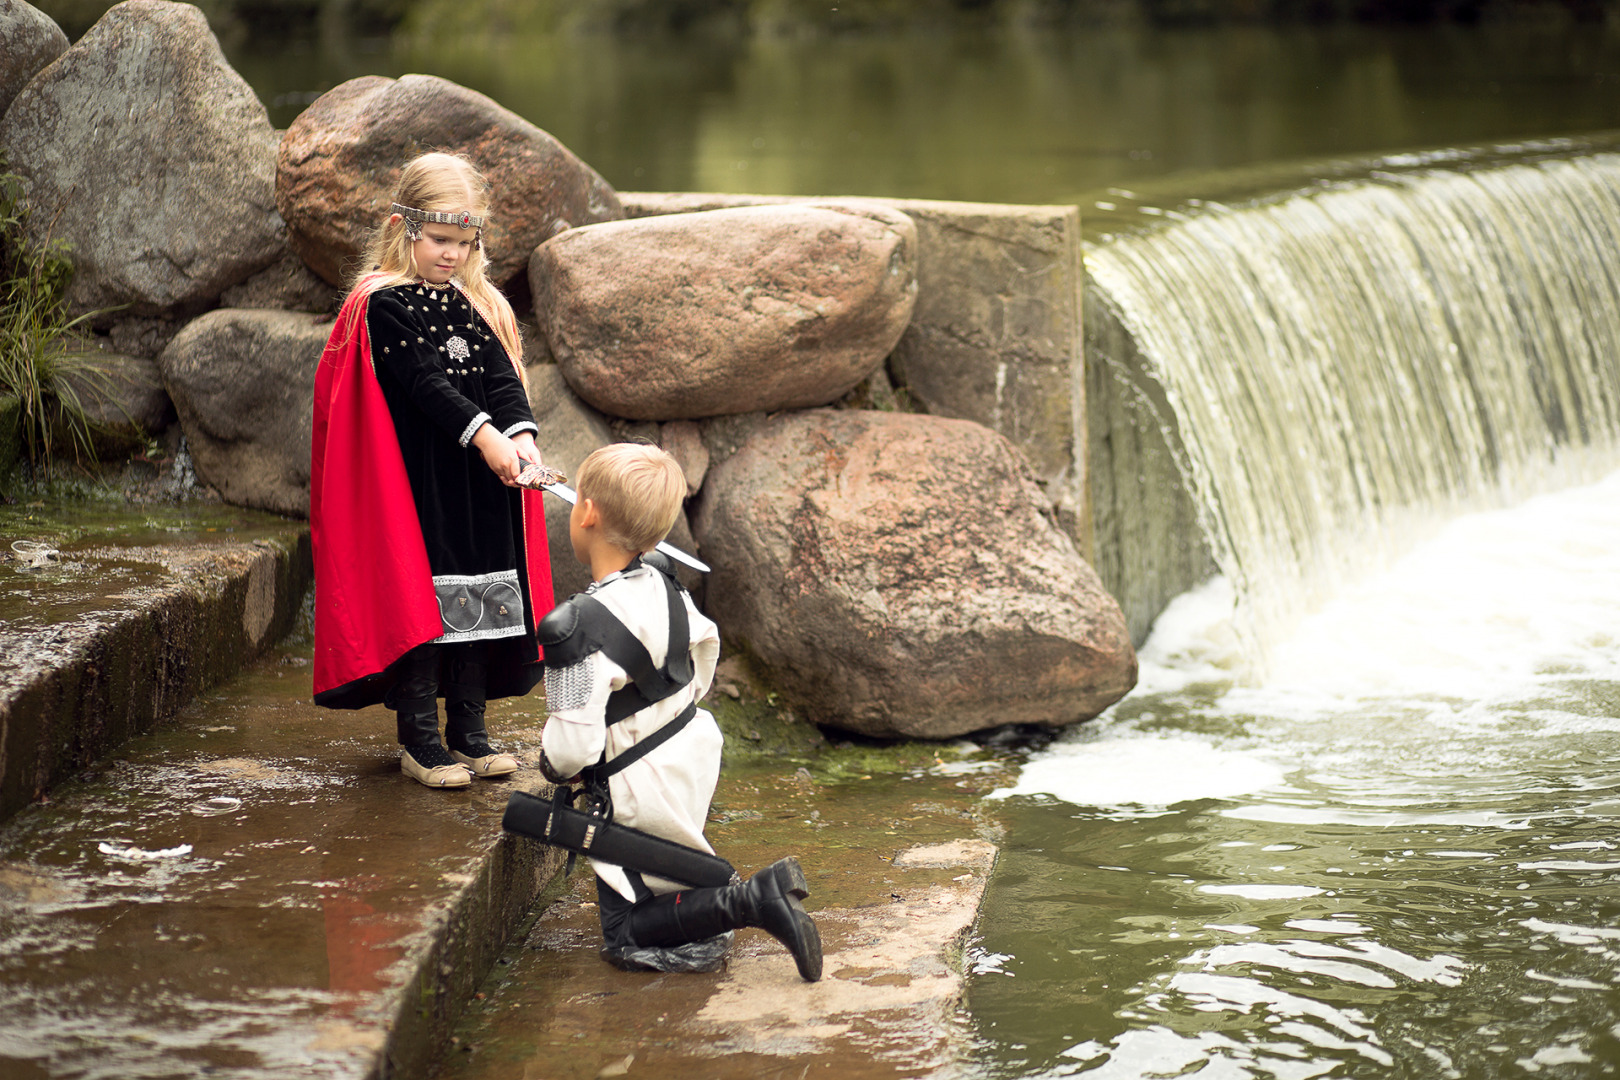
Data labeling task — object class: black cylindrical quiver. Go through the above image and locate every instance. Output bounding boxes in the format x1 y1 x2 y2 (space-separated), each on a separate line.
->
502 788 736 889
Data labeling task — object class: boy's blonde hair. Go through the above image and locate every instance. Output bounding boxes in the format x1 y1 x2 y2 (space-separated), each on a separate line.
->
576 443 687 553
344 152 523 364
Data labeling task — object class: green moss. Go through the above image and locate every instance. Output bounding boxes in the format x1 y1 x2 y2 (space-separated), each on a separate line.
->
705 653 1001 783
707 688 830 767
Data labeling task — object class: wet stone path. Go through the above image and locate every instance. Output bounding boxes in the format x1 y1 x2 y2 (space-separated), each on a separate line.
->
0 626 1013 1079
439 772 1003 1080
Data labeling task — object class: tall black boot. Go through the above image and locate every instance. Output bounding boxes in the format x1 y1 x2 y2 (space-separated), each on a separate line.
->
625 857 823 981
387 645 469 789
443 645 519 778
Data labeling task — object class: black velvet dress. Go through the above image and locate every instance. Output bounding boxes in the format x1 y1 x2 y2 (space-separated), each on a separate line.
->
365 282 539 645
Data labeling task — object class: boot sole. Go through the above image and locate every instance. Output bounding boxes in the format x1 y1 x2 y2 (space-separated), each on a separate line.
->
788 902 823 981
775 856 811 900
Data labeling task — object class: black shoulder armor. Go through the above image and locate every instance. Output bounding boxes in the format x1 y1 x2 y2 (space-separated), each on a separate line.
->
537 595 597 668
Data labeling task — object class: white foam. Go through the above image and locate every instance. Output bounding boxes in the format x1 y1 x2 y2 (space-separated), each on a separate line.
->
989 735 1285 807
1237 469 1620 711
1006 469 1620 810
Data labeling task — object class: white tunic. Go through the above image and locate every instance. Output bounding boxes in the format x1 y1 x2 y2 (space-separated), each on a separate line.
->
539 564 723 901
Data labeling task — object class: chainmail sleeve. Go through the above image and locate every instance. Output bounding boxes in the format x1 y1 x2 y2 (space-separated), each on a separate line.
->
544 653 597 713
540 650 613 781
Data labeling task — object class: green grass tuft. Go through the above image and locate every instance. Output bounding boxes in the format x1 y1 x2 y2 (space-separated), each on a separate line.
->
0 151 120 473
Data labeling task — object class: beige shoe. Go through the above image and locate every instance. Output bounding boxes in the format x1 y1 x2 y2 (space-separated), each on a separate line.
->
401 747 473 788
451 749 522 778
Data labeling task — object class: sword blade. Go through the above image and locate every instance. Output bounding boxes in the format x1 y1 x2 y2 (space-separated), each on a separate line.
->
541 482 711 574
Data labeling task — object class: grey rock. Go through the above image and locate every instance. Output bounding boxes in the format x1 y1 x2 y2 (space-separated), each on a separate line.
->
532 202 917 420
883 199 1086 546
68 348 174 441
107 317 185 360
0 0 67 121
691 409 1136 739
0 1 282 319
619 192 1090 555
219 249 340 313
659 420 708 496
275 74 622 288
158 309 330 516
526 363 615 601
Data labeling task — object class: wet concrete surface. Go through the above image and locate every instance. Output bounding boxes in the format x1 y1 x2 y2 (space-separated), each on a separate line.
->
0 537 1018 1080
0 639 565 1079
436 749 1013 1080
0 501 312 822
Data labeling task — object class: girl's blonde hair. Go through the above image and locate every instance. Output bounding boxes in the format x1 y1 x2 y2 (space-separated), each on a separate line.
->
576 443 687 553
343 152 523 365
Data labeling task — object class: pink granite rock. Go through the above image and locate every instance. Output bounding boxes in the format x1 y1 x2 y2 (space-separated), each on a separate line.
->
276 74 622 288
691 409 1136 739
531 202 917 420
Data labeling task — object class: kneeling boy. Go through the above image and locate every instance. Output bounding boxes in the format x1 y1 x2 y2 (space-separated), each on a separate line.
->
535 442 822 980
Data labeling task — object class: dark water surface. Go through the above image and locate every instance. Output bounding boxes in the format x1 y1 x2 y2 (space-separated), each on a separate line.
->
229 17 1620 204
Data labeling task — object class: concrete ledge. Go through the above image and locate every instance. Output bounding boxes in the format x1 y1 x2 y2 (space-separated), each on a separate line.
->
0 518 313 824
0 646 565 1079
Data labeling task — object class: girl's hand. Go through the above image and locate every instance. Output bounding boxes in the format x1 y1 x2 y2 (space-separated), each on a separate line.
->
470 424 524 486
511 431 543 468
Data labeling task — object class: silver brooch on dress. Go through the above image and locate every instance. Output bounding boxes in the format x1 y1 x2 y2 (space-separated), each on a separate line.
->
446 336 471 362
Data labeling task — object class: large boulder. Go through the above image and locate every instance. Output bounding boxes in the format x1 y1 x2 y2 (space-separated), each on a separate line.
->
691 409 1136 739
0 0 68 120
525 364 702 599
219 250 340 314
158 310 330 516
620 193 1090 552
276 75 623 288
69 349 175 444
0 1 282 319
531 202 918 420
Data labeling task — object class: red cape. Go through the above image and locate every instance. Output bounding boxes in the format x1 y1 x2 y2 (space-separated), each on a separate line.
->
310 285 552 708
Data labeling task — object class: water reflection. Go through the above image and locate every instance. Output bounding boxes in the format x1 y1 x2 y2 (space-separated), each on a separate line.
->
219 17 1620 204
977 472 1620 1077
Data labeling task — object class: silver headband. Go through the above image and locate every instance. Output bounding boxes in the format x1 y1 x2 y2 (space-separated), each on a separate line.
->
391 203 485 248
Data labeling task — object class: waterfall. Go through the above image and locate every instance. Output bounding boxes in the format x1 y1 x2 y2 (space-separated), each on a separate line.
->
1085 149 1620 668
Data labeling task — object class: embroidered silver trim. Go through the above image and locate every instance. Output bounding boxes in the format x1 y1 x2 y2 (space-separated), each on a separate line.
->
502 421 539 439
544 655 597 712
459 411 491 447
431 571 525 643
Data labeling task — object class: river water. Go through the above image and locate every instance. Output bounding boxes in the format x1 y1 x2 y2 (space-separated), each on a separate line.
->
974 472 1620 1077
222 16 1620 205
98 11 1620 1075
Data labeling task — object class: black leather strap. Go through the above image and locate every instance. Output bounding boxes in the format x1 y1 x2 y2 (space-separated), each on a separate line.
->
589 700 699 783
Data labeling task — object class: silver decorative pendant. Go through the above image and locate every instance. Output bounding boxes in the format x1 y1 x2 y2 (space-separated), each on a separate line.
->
446 336 471 362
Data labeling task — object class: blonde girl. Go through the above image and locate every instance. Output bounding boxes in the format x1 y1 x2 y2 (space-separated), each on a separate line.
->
311 152 553 790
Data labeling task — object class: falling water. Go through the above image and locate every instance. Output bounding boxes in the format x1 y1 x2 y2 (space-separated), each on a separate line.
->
976 148 1620 1078
1085 148 1620 664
